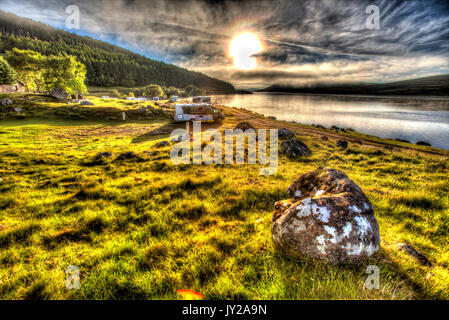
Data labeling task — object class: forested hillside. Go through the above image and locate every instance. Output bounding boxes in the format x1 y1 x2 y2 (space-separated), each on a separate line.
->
0 10 235 93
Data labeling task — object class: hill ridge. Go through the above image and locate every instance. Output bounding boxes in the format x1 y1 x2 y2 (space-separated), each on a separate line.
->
260 74 449 96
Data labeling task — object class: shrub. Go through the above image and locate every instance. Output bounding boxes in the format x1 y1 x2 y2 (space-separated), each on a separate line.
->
0 55 17 85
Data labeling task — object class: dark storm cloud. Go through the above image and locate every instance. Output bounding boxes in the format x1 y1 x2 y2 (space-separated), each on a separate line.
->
2 0 448 87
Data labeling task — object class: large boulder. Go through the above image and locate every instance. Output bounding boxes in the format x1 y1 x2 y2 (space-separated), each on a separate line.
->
234 121 255 131
281 139 311 158
50 88 70 100
272 167 380 264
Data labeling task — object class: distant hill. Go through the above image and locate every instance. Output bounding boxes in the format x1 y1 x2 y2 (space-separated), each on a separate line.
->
260 74 449 96
0 10 235 93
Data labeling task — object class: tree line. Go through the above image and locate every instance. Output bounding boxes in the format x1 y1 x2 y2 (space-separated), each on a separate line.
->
0 10 235 93
1 48 217 99
116 84 216 99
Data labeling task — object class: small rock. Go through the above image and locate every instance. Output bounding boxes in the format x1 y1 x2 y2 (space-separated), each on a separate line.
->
281 139 311 158
14 107 22 112
115 151 143 161
336 140 348 149
272 167 380 264
278 128 295 139
154 141 170 147
144 151 159 157
234 121 255 131
79 100 95 106
170 133 190 142
1 98 13 106
416 141 431 147
398 243 433 267
94 152 113 159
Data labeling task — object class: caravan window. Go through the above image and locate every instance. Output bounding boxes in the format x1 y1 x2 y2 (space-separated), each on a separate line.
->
182 106 212 114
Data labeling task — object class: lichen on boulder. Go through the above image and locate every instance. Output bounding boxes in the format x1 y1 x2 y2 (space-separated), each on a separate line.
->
271 167 380 264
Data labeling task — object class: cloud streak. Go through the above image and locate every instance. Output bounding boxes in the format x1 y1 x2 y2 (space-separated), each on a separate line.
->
2 0 448 88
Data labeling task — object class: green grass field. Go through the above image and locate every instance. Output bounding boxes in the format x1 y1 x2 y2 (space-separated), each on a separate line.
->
0 93 448 299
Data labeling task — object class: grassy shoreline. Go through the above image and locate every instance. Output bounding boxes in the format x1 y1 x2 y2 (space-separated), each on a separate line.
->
0 93 448 299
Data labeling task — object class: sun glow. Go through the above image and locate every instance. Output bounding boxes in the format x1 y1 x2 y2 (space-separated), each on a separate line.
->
229 32 263 70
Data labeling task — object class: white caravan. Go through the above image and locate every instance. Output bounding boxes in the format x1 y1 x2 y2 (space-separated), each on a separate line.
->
173 103 224 122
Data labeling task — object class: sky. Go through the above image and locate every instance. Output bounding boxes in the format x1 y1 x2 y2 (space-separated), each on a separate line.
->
1 0 449 89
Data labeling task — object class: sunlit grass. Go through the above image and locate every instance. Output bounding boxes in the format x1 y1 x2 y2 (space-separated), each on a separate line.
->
0 93 448 299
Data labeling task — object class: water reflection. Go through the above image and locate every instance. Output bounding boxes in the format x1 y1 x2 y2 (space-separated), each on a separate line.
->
214 93 449 150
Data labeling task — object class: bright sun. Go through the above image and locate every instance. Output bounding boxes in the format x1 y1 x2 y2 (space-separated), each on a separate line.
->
229 33 263 70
